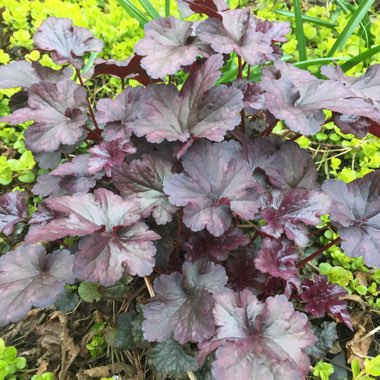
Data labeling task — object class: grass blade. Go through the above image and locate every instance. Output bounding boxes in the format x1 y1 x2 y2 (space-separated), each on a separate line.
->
117 0 149 25
274 9 337 28
293 56 350 69
82 52 98 74
328 0 375 56
139 0 161 19
340 45 380 72
165 0 170 17
293 0 307 61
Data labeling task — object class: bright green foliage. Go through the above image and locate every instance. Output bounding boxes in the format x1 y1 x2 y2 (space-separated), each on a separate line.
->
86 322 107 358
351 356 380 380
31 373 55 380
313 361 334 380
0 338 27 380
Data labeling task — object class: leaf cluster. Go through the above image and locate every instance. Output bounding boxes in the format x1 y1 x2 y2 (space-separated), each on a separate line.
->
0 1 380 378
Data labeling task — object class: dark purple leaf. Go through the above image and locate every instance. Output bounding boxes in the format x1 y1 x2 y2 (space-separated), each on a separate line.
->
322 171 380 267
232 79 266 114
92 54 152 85
164 140 264 236
88 140 135 177
113 152 177 225
261 61 380 135
74 222 159 286
131 54 243 144
197 8 289 65
240 137 317 189
226 249 269 294
26 188 142 242
255 238 300 296
34 17 103 68
96 86 143 134
177 0 228 18
1 79 88 152
301 275 352 330
32 173 65 198
0 244 74 326
198 290 316 380
0 191 28 235
143 260 227 344
134 17 205 79
261 188 331 247
184 228 250 262
0 61 72 89
26 189 159 285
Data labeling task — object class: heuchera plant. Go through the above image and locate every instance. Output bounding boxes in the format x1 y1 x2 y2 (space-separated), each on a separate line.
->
1 0 380 378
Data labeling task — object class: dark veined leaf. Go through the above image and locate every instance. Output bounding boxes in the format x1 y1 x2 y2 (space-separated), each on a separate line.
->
88 140 136 177
134 17 206 79
0 191 28 236
149 340 199 379
1 79 88 152
301 275 352 330
0 244 75 326
197 8 290 65
322 171 380 267
184 228 250 262
26 189 160 285
105 312 136 350
306 322 338 360
54 287 80 313
177 0 228 18
164 140 264 236
261 188 331 247
130 54 243 144
198 290 316 380
0 61 72 89
113 152 177 225
261 61 380 135
143 260 227 344
34 17 103 68
255 238 300 296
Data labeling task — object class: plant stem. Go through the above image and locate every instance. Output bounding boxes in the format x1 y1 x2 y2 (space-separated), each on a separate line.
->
75 68 102 141
237 55 243 79
296 237 340 268
175 209 183 258
247 64 251 80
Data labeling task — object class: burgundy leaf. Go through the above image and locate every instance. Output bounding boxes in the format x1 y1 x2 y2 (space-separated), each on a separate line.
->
255 238 300 295
142 260 227 344
226 249 269 293
134 17 204 79
74 222 159 286
261 188 331 247
232 79 266 114
88 140 135 177
0 61 72 89
26 188 142 242
262 61 380 135
1 80 88 152
0 244 74 326
32 173 65 198
164 140 264 236
197 8 289 65
177 0 228 18
34 17 103 68
301 275 352 330
92 54 151 85
184 228 250 262
113 152 177 225
130 54 243 144
96 86 143 134
0 191 28 235
198 290 316 380
240 137 317 189
322 171 380 267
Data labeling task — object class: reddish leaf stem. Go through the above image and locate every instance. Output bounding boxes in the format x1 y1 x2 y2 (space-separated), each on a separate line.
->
75 68 102 142
296 237 340 268
175 209 184 258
